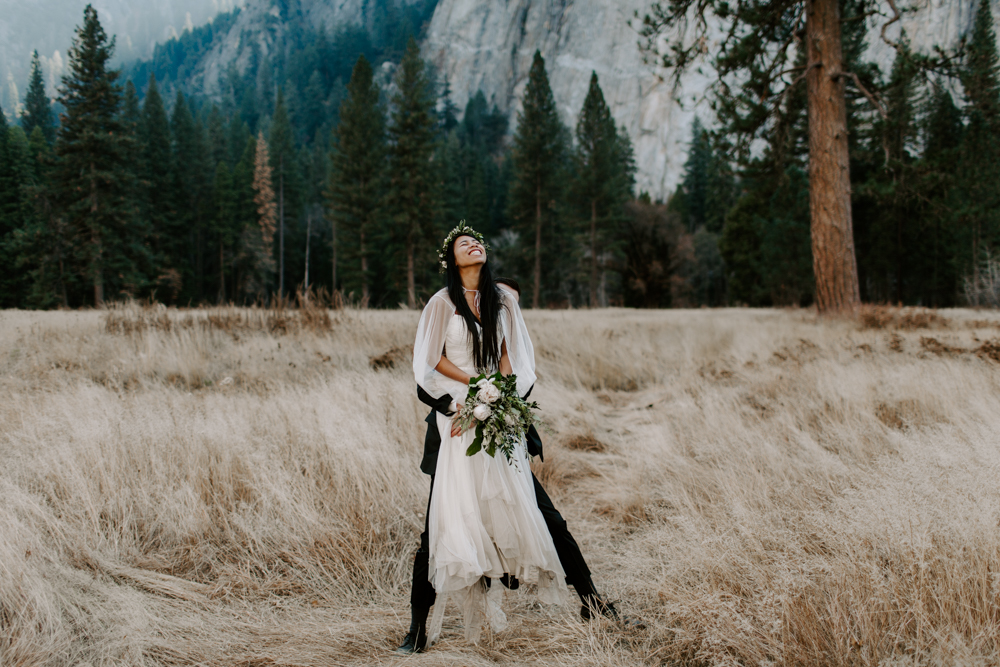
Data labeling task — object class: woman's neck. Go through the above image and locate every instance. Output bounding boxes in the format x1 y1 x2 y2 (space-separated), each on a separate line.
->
459 265 481 291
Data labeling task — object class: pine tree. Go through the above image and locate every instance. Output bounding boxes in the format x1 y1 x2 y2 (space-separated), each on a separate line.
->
720 45 811 307
269 88 296 296
387 37 438 308
245 131 277 297
327 55 385 303
857 46 920 304
231 135 257 301
440 78 460 132
570 71 636 307
437 130 466 230
21 51 55 144
139 74 175 296
207 105 228 167
0 107 19 237
957 0 1000 299
919 86 963 305
0 112 30 307
963 0 1000 125
169 91 202 300
52 5 147 305
508 51 569 309
681 117 711 232
19 126 70 308
212 161 236 302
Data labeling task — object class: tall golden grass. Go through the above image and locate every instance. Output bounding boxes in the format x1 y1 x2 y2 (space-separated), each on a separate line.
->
2 303 1000 665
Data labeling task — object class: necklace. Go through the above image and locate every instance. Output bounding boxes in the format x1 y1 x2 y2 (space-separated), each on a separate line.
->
462 287 481 315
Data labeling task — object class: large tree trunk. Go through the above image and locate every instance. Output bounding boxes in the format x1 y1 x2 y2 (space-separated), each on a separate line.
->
406 236 416 309
590 199 598 308
533 178 542 309
806 0 860 313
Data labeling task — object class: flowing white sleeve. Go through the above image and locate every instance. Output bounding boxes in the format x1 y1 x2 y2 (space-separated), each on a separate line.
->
500 291 537 398
412 291 468 401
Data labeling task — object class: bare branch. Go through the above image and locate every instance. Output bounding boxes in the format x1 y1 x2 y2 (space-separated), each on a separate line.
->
772 61 820 108
842 9 880 23
760 5 806 84
880 0 902 49
832 70 888 120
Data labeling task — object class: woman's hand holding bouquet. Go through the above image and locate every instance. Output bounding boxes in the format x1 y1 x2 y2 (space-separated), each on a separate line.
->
455 372 539 466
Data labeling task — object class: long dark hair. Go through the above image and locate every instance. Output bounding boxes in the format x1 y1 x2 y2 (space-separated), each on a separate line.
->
445 234 504 372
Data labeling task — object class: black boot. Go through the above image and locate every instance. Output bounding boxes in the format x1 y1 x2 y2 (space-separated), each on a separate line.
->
581 594 645 629
395 605 429 654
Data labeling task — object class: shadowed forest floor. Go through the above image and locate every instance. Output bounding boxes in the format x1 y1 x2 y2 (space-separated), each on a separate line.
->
3 304 1000 666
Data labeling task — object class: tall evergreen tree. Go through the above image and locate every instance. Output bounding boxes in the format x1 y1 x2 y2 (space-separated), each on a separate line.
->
211 161 237 302
508 50 569 309
139 74 175 296
21 51 55 144
386 37 438 308
169 91 200 300
269 88 296 296
918 85 963 306
857 46 920 304
680 117 711 232
0 111 30 307
957 0 1000 299
52 5 148 305
17 127 71 308
327 55 385 303
570 71 636 307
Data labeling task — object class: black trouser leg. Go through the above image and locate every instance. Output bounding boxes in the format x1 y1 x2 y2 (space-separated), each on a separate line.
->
531 472 597 599
410 475 437 608
409 473 598 606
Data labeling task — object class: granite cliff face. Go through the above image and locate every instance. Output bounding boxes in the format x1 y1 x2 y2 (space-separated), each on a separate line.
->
191 0 374 96
423 0 999 199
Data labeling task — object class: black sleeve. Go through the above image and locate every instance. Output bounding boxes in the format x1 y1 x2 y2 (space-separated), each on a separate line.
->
417 384 455 416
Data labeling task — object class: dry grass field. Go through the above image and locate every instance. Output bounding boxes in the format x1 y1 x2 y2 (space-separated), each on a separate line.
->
3 303 1000 666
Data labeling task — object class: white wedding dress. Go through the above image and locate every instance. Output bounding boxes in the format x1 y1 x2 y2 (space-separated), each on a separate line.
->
413 289 568 645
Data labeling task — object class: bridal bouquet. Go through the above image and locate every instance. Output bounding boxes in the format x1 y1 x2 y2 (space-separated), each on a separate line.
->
456 372 540 465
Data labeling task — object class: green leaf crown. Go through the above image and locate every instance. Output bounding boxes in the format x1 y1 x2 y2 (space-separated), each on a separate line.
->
438 220 491 273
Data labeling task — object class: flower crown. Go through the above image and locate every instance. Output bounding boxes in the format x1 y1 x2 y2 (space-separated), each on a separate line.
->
438 220 491 273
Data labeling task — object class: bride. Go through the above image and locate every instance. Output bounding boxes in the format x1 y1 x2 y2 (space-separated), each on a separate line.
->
409 222 569 647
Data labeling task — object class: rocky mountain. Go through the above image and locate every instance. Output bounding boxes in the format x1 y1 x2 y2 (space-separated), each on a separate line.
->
424 0 1000 199
0 0 239 113
4 0 995 198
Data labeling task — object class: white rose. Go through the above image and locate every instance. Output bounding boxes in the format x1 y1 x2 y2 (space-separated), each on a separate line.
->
504 412 518 427
473 404 492 421
477 383 502 404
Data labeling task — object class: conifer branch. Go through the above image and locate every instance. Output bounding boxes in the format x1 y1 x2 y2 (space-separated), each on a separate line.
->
832 70 889 119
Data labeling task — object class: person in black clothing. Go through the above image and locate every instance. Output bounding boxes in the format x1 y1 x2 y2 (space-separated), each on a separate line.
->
397 279 623 655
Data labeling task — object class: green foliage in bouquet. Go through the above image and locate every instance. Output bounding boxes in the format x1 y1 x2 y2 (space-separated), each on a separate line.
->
457 372 540 465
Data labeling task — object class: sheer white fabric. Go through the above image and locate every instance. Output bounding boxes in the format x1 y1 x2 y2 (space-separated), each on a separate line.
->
412 289 468 402
498 289 536 398
412 293 566 646
412 287 536 401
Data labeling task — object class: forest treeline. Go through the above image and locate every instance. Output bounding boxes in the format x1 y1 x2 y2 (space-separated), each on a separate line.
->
0 0 998 309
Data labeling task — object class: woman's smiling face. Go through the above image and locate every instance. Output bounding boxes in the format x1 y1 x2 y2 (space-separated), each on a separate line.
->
453 235 487 268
